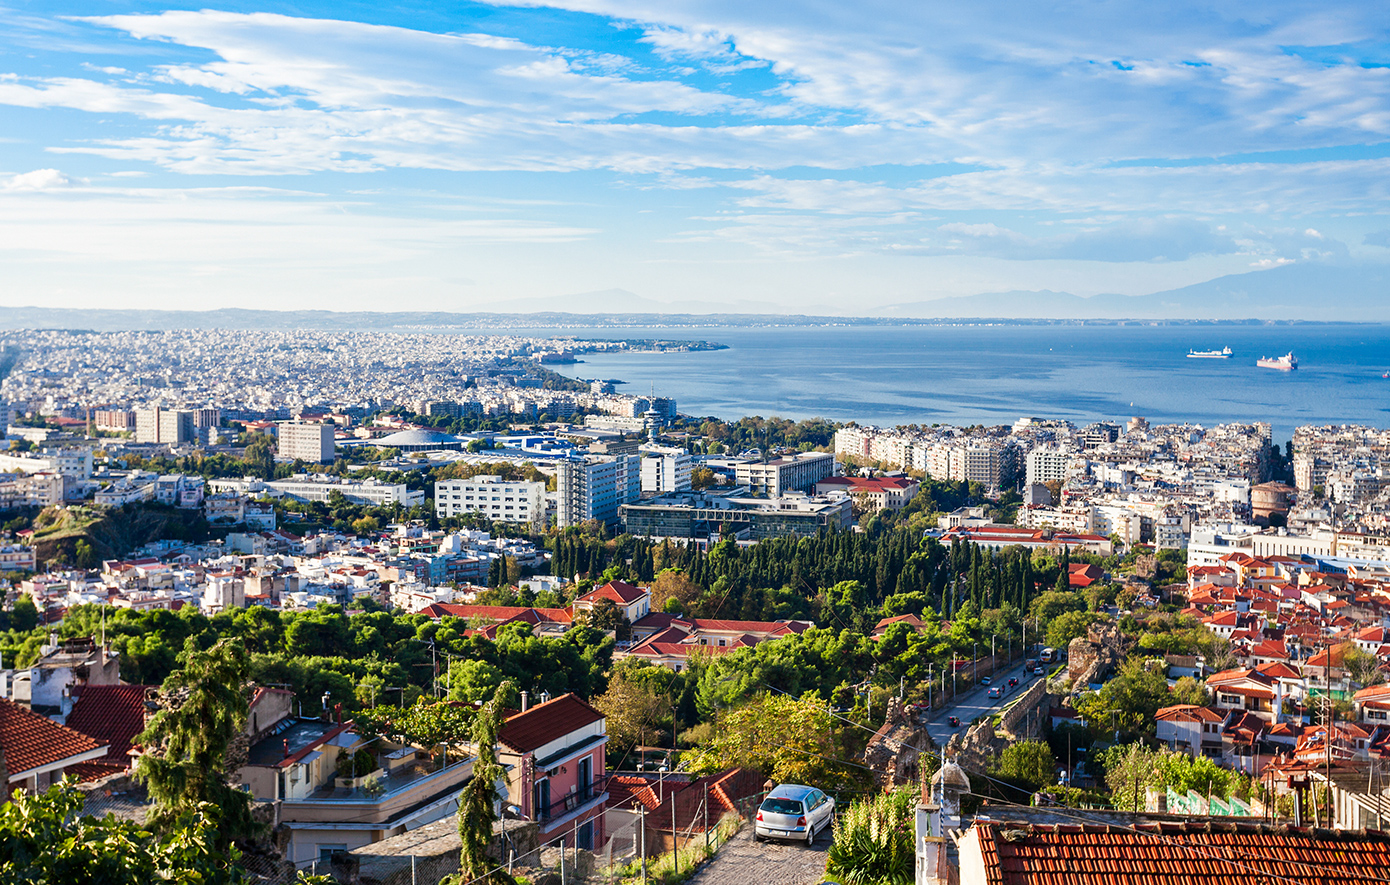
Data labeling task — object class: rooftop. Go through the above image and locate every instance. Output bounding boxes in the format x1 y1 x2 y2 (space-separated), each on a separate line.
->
971 820 1390 885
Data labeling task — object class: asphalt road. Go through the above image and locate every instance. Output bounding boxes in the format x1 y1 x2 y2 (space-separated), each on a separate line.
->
686 823 830 885
920 657 1041 748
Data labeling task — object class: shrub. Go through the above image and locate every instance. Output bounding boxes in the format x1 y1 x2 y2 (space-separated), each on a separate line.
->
825 785 917 885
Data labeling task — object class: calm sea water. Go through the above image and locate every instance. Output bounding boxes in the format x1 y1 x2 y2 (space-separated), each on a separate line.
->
538 324 1390 441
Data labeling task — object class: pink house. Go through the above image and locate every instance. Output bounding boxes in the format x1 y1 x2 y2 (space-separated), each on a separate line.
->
498 693 608 851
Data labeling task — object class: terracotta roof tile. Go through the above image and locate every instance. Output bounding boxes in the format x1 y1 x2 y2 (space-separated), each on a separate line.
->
498 692 604 755
0 697 106 777
64 684 154 770
973 820 1390 885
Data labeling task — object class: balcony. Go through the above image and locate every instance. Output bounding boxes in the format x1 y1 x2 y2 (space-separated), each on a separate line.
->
536 776 608 829
281 756 476 825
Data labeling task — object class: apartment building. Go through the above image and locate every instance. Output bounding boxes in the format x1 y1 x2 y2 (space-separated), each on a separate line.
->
1025 448 1073 486
134 407 195 445
434 475 546 524
639 445 692 495
734 451 835 497
277 422 337 464
556 454 640 528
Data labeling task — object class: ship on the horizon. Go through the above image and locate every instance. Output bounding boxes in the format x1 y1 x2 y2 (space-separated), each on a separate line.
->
1257 352 1298 371
1187 346 1233 359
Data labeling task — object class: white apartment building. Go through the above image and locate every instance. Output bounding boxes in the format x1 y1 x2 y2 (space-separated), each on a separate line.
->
0 472 63 509
435 475 546 524
639 445 692 495
1026 448 1073 486
0 448 92 479
1018 504 1095 533
209 476 421 507
134 407 195 445
557 454 640 528
277 422 336 464
735 451 835 497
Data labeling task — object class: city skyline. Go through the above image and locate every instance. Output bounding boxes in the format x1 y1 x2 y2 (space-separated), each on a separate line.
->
2 2 1390 314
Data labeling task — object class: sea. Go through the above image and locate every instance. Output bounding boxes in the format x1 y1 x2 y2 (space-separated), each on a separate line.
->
534 323 1390 442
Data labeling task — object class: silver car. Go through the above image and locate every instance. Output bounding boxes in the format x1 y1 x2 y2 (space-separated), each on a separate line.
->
754 784 835 845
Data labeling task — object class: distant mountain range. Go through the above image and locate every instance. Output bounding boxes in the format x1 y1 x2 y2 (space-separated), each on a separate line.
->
877 263 1390 320
1 262 1385 329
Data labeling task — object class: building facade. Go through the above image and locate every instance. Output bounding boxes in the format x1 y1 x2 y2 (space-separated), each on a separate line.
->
435 475 546 524
278 422 336 464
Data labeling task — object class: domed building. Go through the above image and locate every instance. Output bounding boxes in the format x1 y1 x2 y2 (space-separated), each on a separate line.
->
372 428 465 452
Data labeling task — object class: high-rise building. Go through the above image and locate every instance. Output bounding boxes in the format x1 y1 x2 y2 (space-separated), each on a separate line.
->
557 454 641 528
1026 448 1073 486
735 451 835 497
134 407 195 445
639 445 692 494
435 475 547 524
277 422 336 464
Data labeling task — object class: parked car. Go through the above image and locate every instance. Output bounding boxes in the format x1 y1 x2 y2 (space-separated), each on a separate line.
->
755 784 836 845
987 686 1002 699
980 676 992 686
947 715 961 727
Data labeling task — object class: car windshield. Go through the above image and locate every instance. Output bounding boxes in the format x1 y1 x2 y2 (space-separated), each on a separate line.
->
761 798 804 815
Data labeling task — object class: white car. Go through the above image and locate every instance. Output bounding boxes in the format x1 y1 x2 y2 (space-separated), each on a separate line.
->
754 784 835 845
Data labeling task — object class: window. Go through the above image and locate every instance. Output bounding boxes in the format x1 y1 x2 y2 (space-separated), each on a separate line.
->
534 778 551 820
318 845 348 864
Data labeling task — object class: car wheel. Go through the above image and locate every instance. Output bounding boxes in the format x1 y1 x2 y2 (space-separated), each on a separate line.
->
806 822 816 845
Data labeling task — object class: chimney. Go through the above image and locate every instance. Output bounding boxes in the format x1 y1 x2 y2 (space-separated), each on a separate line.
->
520 691 530 712
335 703 343 725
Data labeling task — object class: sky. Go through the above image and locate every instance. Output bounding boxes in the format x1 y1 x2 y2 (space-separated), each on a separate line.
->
2 1 1390 314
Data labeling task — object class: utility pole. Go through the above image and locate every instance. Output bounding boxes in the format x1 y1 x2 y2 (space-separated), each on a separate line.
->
640 805 647 885
1324 643 1333 828
672 790 679 875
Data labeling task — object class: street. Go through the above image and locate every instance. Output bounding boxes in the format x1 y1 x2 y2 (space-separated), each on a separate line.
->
920 656 1038 748
685 822 830 885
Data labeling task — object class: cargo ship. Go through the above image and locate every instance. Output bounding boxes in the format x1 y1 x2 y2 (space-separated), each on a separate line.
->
1187 347 1232 359
1257 352 1298 371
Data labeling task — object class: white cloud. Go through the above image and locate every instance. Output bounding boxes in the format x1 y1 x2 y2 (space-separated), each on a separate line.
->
3 168 78 190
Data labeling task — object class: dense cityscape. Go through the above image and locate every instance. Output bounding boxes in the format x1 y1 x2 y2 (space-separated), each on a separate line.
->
6 323 1390 884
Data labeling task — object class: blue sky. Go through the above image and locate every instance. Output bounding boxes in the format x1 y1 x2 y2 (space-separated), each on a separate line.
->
2 1 1389 313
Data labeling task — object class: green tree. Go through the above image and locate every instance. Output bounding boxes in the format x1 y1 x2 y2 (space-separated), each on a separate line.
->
594 666 671 758
134 639 261 848
1045 610 1096 649
1170 675 1210 707
11 593 38 632
1344 644 1385 688
686 693 859 790
73 539 97 569
991 739 1057 792
1029 590 1087 624
453 681 515 885
0 784 330 885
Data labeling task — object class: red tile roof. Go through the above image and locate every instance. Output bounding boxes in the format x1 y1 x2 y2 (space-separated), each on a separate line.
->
972 820 1390 885
420 603 573 624
0 696 107 777
579 580 648 605
499 692 604 755
64 684 153 770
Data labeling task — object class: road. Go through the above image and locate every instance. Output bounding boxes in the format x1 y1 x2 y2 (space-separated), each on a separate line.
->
686 823 830 885
920 656 1040 748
